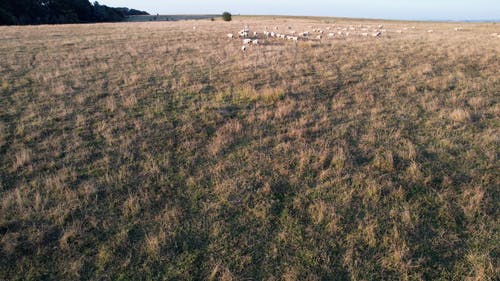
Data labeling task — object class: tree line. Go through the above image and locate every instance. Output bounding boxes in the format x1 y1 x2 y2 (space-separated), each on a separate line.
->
0 0 149 25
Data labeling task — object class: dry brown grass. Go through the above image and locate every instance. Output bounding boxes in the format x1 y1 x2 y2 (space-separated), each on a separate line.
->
0 16 499 280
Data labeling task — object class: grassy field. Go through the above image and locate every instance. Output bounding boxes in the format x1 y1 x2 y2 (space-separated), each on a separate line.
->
0 16 499 280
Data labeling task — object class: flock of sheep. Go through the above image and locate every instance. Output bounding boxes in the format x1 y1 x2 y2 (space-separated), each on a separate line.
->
221 24 496 51
227 24 392 51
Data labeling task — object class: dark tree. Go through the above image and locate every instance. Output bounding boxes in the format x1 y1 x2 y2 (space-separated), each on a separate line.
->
222 11 232 22
0 0 148 25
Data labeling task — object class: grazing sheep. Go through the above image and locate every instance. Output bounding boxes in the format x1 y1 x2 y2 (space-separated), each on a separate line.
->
316 35 322 40
292 36 299 41
241 45 247 51
303 31 309 37
427 30 434 33
227 33 234 39
253 31 258 36
454 27 464 31
378 25 384 29
361 33 369 37
252 39 259 45
396 30 403 34
239 30 249 38
270 32 276 37
328 33 335 37
242 38 252 44
275 26 279 30
372 31 382 37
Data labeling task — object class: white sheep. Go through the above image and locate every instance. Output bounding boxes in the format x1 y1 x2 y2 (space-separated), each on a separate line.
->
372 31 382 37
241 45 247 51
243 38 252 44
361 33 369 37
427 30 434 33
328 33 335 37
252 39 259 45
303 31 309 37
316 35 322 40
239 30 249 38
454 27 463 31
253 31 258 36
227 33 234 39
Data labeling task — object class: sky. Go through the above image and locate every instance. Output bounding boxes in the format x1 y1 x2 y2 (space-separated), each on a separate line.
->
97 0 500 21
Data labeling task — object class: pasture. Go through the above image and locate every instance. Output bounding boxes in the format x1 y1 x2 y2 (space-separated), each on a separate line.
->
0 16 499 280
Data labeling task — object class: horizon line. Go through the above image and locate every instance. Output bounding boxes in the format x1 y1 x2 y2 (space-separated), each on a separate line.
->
129 14 500 23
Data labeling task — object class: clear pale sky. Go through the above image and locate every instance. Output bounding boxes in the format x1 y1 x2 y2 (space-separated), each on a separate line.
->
97 0 500 20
